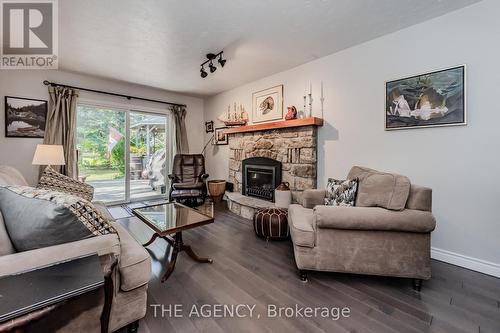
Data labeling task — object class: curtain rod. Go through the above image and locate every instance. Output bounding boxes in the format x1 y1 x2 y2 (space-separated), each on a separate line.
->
42 80 187 108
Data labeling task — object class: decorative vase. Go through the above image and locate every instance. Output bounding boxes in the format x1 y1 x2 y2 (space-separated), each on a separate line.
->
274 182 292 208
208 180 226 203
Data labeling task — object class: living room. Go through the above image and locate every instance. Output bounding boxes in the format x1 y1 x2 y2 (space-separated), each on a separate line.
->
0 0 499 332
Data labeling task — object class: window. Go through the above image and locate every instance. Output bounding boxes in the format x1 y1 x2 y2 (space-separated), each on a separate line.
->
76 102 173 204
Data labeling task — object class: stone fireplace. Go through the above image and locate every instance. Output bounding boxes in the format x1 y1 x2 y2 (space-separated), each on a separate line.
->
225 125 318 218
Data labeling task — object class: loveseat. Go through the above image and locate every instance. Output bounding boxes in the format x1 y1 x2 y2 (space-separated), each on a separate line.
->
288 166 436 290
0 165 151 332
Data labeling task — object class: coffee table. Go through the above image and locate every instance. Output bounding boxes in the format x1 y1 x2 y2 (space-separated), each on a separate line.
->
132 202 214 282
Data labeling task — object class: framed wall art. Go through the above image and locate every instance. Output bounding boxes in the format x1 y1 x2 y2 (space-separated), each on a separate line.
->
385 65 466 130
205 120 214 133
252 85 283 123
213 127 228 145
5 96 48 138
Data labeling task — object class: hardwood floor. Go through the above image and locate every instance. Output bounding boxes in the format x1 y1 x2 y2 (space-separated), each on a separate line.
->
116 203 500 333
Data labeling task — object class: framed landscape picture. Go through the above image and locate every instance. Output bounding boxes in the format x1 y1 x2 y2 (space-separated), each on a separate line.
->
5 96 48 138
385 65 466 130
252 85 283 123
213 127 228 145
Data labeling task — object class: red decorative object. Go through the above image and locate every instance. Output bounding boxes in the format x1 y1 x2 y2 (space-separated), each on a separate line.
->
285 106 297 120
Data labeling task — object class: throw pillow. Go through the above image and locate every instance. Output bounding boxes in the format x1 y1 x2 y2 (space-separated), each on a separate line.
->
347 166 411 211
37 167 94 202
0 186 115 252
325 178 359 207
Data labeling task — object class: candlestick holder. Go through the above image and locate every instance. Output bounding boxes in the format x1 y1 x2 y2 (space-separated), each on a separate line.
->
308 93 313 117
302 95 307 119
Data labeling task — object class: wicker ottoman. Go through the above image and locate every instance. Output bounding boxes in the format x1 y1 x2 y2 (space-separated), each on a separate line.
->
253 208 289 240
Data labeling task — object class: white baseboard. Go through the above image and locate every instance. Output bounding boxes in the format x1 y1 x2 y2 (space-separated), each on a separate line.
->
431 247 500 278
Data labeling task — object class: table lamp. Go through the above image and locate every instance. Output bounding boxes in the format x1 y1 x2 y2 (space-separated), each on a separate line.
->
32 144 66 169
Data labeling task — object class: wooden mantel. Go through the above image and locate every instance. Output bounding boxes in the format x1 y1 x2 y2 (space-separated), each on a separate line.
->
224 117 323 134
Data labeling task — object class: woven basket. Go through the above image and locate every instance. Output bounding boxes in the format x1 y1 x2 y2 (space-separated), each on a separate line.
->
208 180 226 203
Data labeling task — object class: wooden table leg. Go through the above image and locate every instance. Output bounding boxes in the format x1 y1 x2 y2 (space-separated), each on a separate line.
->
182 244 213 263
161 233 181 283
143 233 159 247
160 232 212 283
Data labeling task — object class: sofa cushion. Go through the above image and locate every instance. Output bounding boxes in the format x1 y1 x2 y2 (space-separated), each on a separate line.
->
347 166 410 211
325 178 358 207
288 204 315 248
406 185 432 212
94 202 151 291
0 234 120 278
0 186 115 252
172 182 203 190
37 166 94 201
302 189 327 209
315 206 436 233
0 212 15 255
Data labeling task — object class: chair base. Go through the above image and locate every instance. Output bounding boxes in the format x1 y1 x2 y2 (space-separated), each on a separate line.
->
412 278 423 292
299 270 308 283
126 320 139 333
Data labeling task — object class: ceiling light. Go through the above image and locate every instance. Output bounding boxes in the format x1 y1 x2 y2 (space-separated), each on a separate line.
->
200 51 226 78
209 61 217 73
200 66 208 78
218 54 226 67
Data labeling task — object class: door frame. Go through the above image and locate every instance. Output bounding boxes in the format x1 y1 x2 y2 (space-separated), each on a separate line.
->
77 99 173 206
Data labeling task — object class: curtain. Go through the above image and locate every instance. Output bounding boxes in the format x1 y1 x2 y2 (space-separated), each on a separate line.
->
171 105 189 154
42 86 79 178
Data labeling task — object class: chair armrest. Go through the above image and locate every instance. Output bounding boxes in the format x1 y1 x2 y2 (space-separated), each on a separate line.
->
0 234 120 277
314 206 436 233
302 189 326 209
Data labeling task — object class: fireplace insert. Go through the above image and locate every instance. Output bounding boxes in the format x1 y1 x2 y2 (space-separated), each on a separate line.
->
242 157 281 201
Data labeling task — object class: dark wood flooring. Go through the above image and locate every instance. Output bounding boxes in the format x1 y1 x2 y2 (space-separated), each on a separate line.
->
116 204 500 333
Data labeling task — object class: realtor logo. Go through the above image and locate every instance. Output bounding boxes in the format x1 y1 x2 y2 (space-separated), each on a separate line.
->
1 0 58 69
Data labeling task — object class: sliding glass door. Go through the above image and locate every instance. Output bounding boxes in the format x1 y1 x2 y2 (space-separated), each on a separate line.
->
76 105 126 202
76 103 171 204
129 112 167 201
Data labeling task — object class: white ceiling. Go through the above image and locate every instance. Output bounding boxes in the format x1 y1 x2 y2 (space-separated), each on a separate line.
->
59 0 480 97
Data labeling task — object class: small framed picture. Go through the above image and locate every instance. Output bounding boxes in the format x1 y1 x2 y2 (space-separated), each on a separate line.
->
5 96 48 138
205 120 214 133
252 85 283 123
213 127 228 145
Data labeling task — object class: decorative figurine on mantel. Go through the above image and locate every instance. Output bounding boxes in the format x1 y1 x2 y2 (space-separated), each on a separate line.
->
285 106 297 120
218 103 248 127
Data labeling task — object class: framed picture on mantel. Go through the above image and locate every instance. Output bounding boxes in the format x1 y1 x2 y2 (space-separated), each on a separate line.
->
252 85 283 123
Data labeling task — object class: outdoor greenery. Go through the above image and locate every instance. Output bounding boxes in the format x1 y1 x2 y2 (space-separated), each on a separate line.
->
76 106 167 181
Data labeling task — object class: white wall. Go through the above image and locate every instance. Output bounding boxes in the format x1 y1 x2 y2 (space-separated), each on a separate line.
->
204 0 500 275
0 70 204 185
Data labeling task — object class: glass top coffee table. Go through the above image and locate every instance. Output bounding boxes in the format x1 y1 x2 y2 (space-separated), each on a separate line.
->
132 202 214 282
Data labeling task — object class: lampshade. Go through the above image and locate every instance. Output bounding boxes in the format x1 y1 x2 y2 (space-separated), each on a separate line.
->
32 144 66 165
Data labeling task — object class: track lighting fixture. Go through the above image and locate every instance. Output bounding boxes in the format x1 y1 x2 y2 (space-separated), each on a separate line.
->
200 51 226 78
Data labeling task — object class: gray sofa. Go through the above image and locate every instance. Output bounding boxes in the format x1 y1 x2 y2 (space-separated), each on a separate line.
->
0 165 151 332
288 166 436 290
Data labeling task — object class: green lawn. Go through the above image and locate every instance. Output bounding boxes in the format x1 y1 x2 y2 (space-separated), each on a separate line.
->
80 167 124 181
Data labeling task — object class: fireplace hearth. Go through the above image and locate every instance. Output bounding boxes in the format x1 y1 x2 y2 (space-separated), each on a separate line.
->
242 157 281 201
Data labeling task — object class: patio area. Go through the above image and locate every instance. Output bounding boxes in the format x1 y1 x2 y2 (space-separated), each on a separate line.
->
90 179 165 202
